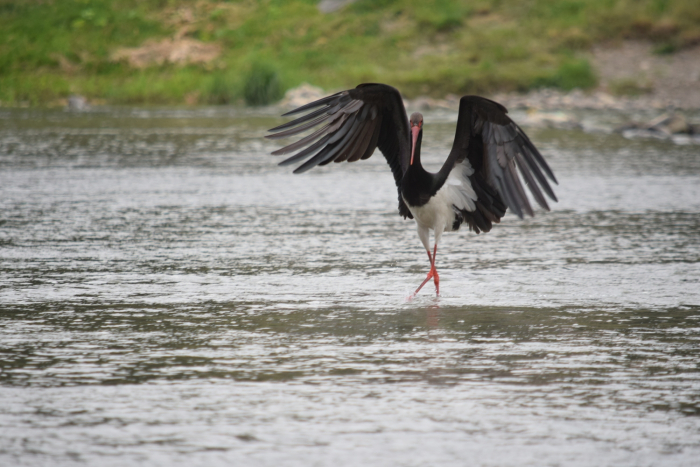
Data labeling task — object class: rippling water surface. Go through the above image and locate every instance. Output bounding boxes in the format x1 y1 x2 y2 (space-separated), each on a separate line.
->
1 107 699 466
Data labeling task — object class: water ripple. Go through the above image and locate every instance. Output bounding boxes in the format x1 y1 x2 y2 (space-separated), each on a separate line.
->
1 108 699 466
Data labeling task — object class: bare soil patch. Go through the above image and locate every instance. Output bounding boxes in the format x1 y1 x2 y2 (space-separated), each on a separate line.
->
591 41 700 109
112 38 221 69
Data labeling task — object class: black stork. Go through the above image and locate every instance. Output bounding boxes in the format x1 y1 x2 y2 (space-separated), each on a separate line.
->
266 83 558 298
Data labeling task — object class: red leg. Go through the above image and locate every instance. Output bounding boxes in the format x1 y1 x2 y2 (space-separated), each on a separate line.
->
412 268 434 296
410 245 440 298
408 249 434 299
432 244 439 296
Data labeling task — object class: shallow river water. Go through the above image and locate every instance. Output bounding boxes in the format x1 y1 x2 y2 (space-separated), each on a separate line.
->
1 106 699 466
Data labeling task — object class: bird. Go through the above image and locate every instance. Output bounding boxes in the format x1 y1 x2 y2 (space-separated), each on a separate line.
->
266 83 558 298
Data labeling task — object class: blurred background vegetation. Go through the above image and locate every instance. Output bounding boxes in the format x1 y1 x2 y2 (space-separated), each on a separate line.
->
1 0 699 106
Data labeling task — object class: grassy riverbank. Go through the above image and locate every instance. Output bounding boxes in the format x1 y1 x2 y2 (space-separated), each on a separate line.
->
1 0 699 106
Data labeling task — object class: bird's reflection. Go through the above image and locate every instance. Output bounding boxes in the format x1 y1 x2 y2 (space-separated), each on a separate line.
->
426 302 441 333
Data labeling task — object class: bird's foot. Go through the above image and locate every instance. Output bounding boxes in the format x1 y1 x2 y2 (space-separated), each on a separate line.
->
408 267 437 300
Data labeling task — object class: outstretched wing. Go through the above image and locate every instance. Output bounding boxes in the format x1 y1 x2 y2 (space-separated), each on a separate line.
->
267 83 411 188
449 96 558 221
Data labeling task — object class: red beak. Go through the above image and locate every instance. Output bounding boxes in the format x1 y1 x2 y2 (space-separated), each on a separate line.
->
410 125 420 165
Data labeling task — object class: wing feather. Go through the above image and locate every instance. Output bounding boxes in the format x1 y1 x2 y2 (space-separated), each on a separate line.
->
333 105 373 163
448 95 557 220
266 113 331 140
278 134 332 167
360 114 383 161
294 113 363 173
349 116 379 162
280 92 344 116
449 96 557 219
268 106 332 132
271 123 332 155
267 84 412 217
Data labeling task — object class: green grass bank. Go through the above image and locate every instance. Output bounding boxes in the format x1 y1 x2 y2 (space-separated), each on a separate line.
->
1 0 699 106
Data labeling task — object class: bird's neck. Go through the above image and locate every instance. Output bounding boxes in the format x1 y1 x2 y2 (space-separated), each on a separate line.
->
401 130 452 207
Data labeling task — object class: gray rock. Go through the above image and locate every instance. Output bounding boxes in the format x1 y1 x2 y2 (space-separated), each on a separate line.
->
318 0 356 13
615 112 695 136
67 95 88 111
519 110 581 130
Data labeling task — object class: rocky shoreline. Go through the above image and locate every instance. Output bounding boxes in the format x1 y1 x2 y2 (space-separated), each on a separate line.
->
280 83 700 143
282 83 699 113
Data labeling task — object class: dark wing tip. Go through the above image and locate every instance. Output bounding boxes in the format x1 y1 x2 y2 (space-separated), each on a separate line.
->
482 120 559 217
460 95 509 116
280 92 342 117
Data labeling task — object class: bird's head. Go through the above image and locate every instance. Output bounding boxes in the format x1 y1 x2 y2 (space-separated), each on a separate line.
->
409 112 423 166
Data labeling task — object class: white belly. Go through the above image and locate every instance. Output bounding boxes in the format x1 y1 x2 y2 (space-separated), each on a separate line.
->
401 161 476 250
403 187 456 233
